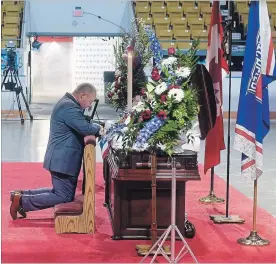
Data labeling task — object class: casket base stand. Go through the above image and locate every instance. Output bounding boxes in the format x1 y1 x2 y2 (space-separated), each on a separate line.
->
103 149 200 241
139 156 198 263
136 153 171 257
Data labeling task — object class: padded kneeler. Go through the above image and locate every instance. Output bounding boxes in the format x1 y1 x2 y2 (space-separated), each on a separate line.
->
54 140 96 234
54 195 83 216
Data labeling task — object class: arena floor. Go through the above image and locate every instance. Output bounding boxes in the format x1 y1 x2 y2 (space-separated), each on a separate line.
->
2 103 276 218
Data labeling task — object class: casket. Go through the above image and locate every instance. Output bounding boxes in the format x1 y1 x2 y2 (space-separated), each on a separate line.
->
104 149 200 240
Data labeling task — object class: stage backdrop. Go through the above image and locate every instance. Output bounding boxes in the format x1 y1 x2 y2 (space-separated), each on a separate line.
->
29 37 117 104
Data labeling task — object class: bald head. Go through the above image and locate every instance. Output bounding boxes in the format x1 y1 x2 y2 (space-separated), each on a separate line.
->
72 83 97 109
73 83 97 95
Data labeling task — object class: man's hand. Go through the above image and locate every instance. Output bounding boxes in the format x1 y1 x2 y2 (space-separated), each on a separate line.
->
84 135 96 145
98 125 106 136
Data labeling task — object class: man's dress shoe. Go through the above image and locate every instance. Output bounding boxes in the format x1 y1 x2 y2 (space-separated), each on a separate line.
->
10 190 23 201
10 193 26 220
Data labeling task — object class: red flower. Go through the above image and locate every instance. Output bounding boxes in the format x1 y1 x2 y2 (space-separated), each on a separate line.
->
107 92 114 98
127 45 134 52
151 67 161 81
168 47 176 55
140 88 146 95
152 67 159 74
169 84 180 90
141 110 151 120
157 110 167 119
152 73 160 81
160 94 167 103
152 73 161 81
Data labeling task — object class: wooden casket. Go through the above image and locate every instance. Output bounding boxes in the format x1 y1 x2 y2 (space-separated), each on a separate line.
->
103 150 200 240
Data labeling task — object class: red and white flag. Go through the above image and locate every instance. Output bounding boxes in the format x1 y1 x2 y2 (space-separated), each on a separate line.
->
204 1 229 174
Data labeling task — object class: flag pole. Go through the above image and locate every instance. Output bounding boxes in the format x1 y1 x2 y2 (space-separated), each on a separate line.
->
237 179 270 246
210 0 244 224
234 0 275 246
198 0 224 205
198 167 225 204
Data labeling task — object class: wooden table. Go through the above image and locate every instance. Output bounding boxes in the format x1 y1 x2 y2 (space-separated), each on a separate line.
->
103 150 200 240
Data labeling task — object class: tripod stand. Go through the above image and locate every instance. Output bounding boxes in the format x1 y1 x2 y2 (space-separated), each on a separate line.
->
1 67 33 123
140 156 198 264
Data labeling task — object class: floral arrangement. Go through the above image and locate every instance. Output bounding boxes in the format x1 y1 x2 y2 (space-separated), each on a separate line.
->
120 32 200 156
106 18 153 111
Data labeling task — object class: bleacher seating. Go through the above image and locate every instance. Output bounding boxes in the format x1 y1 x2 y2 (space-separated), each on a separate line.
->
133 0 276 51
134 1 214 50
134 0 212 50
235 0 276 48
1 0 24 48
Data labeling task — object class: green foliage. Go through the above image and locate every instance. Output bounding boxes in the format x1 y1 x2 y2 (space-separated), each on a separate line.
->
106 19 153 111
176 39 200 75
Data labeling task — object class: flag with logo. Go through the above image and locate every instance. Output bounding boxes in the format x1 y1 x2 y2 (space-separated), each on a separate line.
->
233 0 276 182
204 1 229 174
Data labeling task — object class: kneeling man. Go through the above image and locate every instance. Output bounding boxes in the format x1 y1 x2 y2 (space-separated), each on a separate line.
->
10 83 103 220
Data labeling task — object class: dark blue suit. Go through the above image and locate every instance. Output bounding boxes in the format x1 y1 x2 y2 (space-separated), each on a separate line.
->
21 93 100 212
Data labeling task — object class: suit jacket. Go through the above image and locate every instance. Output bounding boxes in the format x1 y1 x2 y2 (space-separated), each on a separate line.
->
43 93 100 177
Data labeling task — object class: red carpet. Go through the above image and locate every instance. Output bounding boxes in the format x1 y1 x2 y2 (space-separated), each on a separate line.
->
2 162 276 263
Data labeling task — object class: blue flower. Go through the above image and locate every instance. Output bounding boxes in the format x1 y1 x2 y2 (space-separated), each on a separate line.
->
134 116 165 147
145 27 163 70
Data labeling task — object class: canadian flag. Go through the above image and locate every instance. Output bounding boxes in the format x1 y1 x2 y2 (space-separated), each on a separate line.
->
204 1 229 174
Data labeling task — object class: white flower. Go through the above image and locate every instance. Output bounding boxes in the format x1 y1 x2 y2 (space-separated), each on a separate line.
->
132 101 145 112
150 99 157 108
124 116 131 125
168 88 184 103
111 82 115 89
155 82 167 95
115 70 121 76
161 57 177 67
157 143 166 150
112 94 119 100
175 67 191 78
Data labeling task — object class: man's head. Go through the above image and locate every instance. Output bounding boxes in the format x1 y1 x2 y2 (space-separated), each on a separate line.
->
72 83 97 109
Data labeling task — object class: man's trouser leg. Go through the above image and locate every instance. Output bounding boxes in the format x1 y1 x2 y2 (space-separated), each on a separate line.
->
21 172 78 212
21 188 53 195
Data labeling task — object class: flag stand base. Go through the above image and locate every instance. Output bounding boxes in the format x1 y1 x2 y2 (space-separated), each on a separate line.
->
199 191 225 204
237 231 270 246
237 180 269 246
210 215 245 224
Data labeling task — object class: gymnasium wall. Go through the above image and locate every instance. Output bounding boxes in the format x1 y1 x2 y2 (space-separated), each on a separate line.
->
222 73 276 115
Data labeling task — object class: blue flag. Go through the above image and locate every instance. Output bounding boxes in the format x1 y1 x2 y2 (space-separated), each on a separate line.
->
233 0 276 182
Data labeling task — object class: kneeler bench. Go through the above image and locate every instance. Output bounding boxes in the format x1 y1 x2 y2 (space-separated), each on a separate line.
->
54 139 96 234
